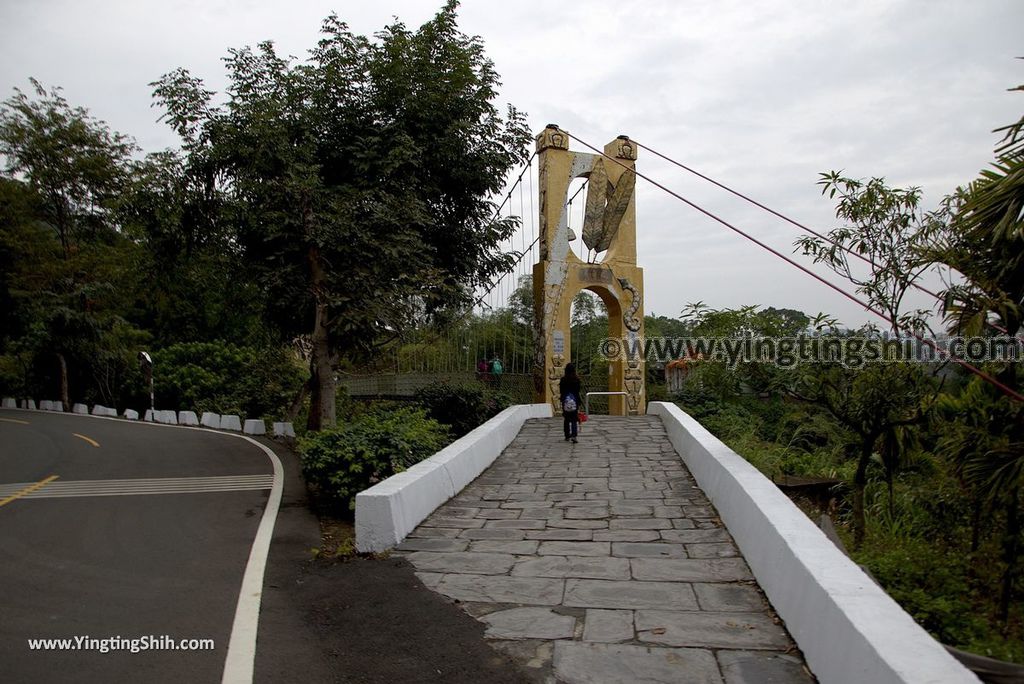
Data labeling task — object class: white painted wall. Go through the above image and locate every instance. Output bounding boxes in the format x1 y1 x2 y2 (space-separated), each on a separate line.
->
647 401 979 684
355 403 553 553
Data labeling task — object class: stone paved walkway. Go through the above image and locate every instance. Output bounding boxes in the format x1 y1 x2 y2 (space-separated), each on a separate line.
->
396 416 814 684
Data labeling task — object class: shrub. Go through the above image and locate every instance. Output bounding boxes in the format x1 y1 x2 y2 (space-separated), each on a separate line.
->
415 381 512 438
298 406 450 513
152 341 303 417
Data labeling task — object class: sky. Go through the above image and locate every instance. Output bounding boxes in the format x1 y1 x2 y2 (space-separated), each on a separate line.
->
1 0 1021 328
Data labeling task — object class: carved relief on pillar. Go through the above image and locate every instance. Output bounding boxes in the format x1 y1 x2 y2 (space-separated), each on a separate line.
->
617 277 642 332
536 125 570 153
612 136 637 160
548 353 566 413
624 359 643 415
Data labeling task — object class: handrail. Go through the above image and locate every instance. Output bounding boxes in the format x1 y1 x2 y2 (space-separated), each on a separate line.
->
584 391 627 416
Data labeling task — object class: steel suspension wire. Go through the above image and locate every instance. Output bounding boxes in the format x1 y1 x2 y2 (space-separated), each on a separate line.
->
631 139 1010 336
566 131 1024 403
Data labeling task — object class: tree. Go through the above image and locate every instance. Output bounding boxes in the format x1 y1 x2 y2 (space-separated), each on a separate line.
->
152 4 530 430
0 87 142 407
792 175 950 546
922 82 1024 624
0 79 135 260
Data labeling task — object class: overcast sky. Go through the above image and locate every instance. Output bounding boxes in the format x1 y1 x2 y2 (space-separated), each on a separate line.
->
1 0 1021 328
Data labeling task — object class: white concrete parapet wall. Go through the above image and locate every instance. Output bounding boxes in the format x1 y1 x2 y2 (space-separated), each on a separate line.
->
200 412 220 429
91 405 117 417
123 409 139 420
2 397 16 409
647 401 978 684
72 403 89 414
21 399 36 410
356 403 553 553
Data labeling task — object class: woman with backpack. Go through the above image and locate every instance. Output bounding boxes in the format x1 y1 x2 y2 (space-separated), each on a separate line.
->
559 363 583 443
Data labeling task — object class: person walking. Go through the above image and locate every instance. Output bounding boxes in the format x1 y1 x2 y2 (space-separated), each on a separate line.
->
490 356 504 389
559 362 582 444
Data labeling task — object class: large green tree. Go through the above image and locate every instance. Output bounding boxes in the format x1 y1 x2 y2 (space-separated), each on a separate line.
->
153 4 529 430
0 79 135 260
0 83 144 408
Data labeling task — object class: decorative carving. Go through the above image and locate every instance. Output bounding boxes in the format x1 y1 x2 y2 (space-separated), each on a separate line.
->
536 125 569 153
618 277 642 332
579 266 613 284
548 354 565 413
580 158 636 254
614 136 637 160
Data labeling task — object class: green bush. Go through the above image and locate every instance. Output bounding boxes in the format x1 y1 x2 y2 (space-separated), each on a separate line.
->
152 341 303 417
415 381 512 438
298 406 450 513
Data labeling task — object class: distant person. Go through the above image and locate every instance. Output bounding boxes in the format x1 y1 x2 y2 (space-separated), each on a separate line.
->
559 362 582 444
489 356 504 389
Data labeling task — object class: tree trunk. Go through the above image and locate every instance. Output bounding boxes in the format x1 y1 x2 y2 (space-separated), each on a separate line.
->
286 379 311 423
853 434 875 549
306 246 336 432
57 352 69 411
999 488 1020 626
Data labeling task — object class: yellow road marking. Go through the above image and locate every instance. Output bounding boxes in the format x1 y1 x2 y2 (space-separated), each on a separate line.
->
0 475 59 508
72 433 100 448
0 417 29 425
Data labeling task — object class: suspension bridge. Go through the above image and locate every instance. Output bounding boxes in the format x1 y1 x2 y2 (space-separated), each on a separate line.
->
338 124 1022 414
343 126 1017 683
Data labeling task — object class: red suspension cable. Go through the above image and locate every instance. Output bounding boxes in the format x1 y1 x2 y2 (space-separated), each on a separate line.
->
631 139 1010 336
566 131 1024 403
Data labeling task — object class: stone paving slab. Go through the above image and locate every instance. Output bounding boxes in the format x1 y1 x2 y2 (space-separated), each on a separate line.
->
397 416 813 683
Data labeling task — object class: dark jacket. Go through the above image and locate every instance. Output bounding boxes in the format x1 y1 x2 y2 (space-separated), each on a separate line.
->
559 375 582 412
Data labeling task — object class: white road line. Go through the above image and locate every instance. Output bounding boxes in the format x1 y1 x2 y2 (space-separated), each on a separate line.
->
0 475 274 499
221 436 283 684
1 406 285 683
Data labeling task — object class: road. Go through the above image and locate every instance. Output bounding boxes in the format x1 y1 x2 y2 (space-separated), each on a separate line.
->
0 408 278 684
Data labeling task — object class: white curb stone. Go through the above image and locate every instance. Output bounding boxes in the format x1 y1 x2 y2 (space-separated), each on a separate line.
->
2 397 16 409
220 414 242 432
200 412 220 429
155 410 178 425
144 409 154 422
72 403 89 414
272 422 295 438
178 411 199 426
40 400 54 411
22 399 36 410
91 405 117 417
123 409 139 420
243 419 266 435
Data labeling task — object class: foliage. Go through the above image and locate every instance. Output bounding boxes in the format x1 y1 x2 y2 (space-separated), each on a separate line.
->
151 341 304 417
0 79 136 259
795 172 944 333
151 3 531 430
415 381 512 438
298 406 450 513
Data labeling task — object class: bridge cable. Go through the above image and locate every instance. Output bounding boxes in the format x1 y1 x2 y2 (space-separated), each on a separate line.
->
631 139 1010 336
566 131 1024 403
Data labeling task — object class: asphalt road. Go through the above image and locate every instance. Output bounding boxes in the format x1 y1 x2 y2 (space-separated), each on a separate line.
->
0 408 276 684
